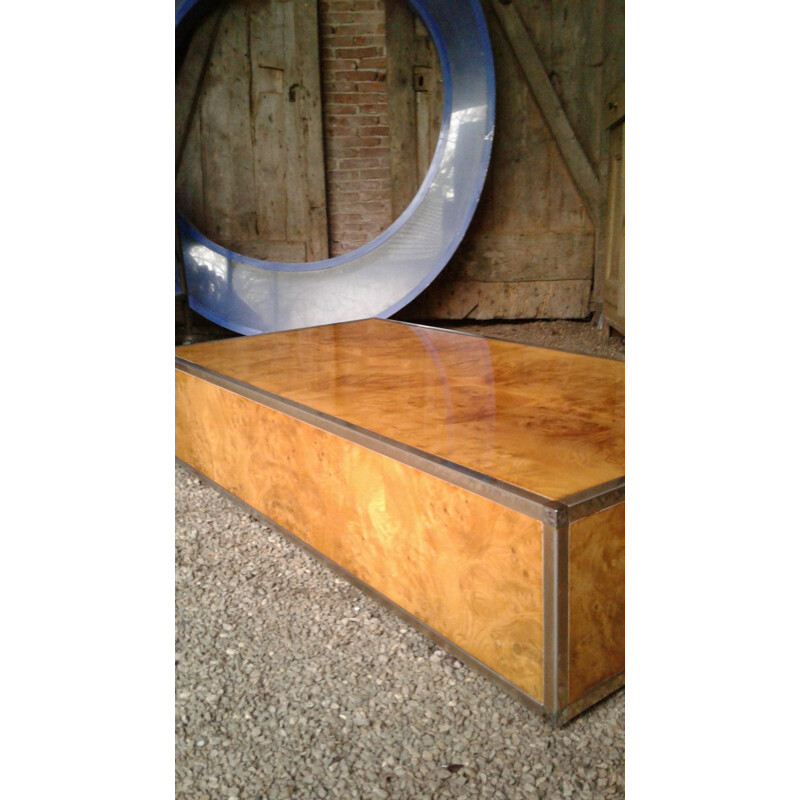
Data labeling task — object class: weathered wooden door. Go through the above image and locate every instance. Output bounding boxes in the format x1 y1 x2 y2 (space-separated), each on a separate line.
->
602 80 624 335
385 0 443 219
176 0 329 262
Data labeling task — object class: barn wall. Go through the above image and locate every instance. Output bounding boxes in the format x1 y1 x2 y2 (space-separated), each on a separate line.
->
175 0 624 321
399 0 625 321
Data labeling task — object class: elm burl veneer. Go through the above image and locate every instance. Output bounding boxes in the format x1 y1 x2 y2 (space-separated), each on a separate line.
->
175 318 624 723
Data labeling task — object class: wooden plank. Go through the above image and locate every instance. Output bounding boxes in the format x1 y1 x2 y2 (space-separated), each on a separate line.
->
199 0 258 245
568 502 625 703
489 0 601 226
414 66 433 182
446 232 594 282
176 369 545 700
184 0 327 262
551 0 603 171
602 0 625 102
385 0 419 218
603 79 625 130
480 1 550 234
292 0 329 261
513 0 552 71
390 278 591 321
249 0 288 244
175 5 224 174
175 110 206 231
593 0 624 306
280 0 304 247
546 140 593 233
223 236 306 263
411 23 443 181
602 120 625 333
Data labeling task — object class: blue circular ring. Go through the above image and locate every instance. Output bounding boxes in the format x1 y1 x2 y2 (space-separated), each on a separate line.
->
176 0 495 333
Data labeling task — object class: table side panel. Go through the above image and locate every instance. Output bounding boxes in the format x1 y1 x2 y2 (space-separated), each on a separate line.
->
176 369 545 700
567 502 625 704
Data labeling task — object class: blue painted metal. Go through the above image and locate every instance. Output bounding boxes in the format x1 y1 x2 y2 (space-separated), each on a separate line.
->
176 0 495 334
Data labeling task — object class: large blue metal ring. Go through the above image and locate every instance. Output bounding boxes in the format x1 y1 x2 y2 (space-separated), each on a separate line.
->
176 0 495 334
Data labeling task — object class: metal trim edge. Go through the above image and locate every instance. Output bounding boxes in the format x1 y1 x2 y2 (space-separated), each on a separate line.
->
175 358 564 525
176 458 549 718
542 523 569 714
550 671 625 727
561 477 625 523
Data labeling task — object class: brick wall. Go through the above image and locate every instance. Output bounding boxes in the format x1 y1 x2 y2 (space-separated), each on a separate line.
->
319 0 393 257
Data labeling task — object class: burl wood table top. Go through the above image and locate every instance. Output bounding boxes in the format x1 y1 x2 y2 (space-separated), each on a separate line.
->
176 319 624 500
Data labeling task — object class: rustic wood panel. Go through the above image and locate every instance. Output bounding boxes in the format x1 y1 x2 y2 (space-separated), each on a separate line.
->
602 0 625 103
602 92 624 335
385 0 418 218
249 0 289 244
568 502 625 703
200 1 258 244
551 0 603 172
175 111 206 233
176 318 624 500
513 0 552 71
175 5 223 175
175 0 328 262
398 0 601 321
393 0 624 321
175 369 545 699
591 0 625 308
443 231 593 282
286 0 329 260
489 0 600 226
483 4 550 235
386 0 443 220
546 140 593 234
403 278 591 321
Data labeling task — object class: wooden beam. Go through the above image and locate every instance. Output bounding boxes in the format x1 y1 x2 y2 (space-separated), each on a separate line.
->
489 0 601 226
385 0 420 220
175 4 224 176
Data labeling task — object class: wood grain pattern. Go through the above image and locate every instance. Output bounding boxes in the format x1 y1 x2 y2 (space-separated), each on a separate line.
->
441 231 594 283
176 319 624 500
175 0 327 262
385 0 418 220
568 502 625 703
386 0 443 221
404 278 591 322
489 0 601 226
176 370 544 699
401 0 598 321
602 97 624 335
551 0 603 173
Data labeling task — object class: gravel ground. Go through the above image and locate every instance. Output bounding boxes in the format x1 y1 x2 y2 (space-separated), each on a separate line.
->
176 321 625 799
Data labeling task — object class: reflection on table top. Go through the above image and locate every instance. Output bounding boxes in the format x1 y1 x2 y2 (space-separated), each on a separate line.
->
176 319 624 500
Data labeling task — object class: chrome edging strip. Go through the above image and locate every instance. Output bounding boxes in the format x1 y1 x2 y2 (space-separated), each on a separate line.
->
387 319 626 362
561 477 625 523
176 458 549 719
551 671 625 727
175 357 565 525
542 523 569 714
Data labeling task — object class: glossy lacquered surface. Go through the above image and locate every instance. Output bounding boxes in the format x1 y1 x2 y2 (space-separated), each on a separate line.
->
176 319 624 499
176 370 545 698
176 0 495 334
